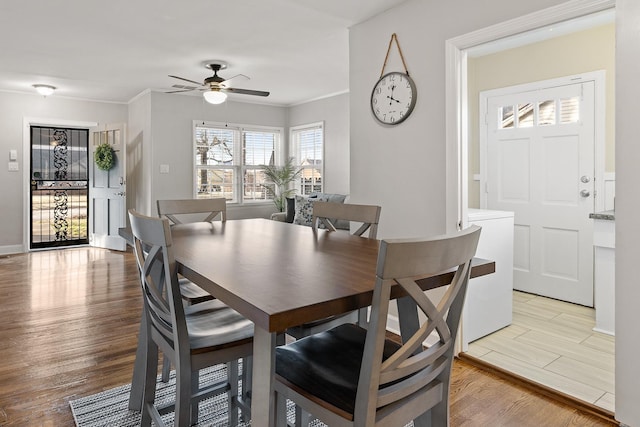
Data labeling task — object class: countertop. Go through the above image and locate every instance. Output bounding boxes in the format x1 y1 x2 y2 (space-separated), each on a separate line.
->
589 210 615 221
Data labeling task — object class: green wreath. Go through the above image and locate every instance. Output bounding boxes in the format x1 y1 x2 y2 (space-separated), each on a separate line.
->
95 143 115 171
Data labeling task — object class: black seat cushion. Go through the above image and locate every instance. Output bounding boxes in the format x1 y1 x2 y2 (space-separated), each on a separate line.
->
275 323 401 417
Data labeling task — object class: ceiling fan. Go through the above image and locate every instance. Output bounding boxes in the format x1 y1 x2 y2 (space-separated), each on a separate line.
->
167 61 270 104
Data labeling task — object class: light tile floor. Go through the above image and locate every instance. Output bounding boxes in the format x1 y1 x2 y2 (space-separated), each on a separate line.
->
466 291 615 412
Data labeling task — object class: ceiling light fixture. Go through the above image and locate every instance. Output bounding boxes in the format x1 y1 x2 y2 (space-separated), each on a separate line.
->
203 90 227 105
33 84 56 96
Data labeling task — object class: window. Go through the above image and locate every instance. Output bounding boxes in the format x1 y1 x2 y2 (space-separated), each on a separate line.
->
499 96 580 129
290 122 323 195
194 122 281 203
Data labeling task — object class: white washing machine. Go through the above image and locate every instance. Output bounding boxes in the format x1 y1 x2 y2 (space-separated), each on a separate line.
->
462 209 514 349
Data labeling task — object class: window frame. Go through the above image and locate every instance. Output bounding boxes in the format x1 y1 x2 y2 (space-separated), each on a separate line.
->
193 120 283 205
289 121 324 196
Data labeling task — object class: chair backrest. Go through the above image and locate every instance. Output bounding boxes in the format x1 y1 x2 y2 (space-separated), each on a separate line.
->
312 201 381 239
157 198 227 225
128 209 188 354
354 225 481 426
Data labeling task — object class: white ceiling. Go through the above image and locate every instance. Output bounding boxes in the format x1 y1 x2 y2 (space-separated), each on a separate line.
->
0 0 409 106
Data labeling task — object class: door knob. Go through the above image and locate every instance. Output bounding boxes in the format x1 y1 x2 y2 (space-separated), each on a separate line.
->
580 189 590 198
580 175 591 183
114 191 126 196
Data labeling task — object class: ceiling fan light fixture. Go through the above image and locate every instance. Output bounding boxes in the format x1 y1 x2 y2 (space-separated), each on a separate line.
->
33 84 56 96
203 90 227 104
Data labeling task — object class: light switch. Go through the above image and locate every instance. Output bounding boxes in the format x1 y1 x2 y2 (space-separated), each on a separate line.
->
8 162 19 171
159 164 170 174
9 149 17 161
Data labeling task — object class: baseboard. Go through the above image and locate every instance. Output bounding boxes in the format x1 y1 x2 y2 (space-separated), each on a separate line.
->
0 245 24 256
457 354 619 425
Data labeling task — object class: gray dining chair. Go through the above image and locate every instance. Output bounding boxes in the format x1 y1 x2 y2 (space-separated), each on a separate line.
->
128 209 253 426
311 201 381 239
287 202 382 342
157 197 227 225
157 198 227 305
155 198 232 383
274 225 481 427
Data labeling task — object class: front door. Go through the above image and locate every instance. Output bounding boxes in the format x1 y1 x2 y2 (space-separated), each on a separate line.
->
482 80 595 306
30 126 89 249
89 125 126 251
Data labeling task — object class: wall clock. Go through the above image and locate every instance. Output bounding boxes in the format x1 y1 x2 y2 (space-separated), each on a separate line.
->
371 71 416 125
372 33 417 125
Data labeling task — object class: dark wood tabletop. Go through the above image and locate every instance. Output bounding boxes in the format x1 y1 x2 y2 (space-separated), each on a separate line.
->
169 218 495 333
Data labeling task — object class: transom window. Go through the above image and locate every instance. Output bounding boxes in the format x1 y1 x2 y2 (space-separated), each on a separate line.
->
194 122 282 203
499 96 580 129
290 122 324 195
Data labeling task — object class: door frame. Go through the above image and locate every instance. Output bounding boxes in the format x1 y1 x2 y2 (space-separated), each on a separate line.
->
479 71 606 211
444 0 615 233
22 117 97 252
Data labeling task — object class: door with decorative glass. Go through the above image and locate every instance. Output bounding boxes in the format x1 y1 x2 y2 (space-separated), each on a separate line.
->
30 127 89 249
481 79 596 306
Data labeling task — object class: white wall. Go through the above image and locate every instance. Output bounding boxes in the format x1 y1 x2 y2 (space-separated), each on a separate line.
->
288 92 350 195
614 0 640 424
349 0 564 240
0 92 127 252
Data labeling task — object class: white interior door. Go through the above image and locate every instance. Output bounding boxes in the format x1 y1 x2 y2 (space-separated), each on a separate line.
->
89 124 126 251
482 81 595 306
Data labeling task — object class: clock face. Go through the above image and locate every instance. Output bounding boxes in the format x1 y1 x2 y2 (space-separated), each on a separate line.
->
370 72 417 125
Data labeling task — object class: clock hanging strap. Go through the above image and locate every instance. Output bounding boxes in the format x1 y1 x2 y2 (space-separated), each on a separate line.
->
380 33 410 78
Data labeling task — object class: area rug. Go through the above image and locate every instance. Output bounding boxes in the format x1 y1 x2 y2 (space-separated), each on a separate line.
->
70 364 413 427
69 364 324 427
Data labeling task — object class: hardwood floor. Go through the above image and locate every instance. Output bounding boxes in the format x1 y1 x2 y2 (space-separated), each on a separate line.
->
0 247 617 426
467 291 615 413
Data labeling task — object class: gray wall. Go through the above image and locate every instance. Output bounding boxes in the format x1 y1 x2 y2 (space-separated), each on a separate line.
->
0 89 350 251
349 0 564 240
0 92 127 253
288 92 350 196
126 91 351 220
127 91 288 219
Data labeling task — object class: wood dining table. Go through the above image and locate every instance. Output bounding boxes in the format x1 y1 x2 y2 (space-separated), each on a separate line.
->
123 218 495 426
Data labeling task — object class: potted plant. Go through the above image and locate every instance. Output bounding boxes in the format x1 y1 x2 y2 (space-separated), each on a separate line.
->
262 157 303 212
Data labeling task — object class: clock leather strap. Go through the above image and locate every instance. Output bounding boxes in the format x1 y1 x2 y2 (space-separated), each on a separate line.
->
380 33 410 78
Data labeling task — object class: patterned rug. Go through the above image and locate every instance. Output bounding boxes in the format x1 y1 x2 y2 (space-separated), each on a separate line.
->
69 364 255 427
69 363 336 427
70 364 413 426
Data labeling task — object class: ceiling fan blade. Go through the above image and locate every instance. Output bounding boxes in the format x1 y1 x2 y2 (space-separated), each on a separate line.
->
165 89 196 93
172 84 199 90
220 73 250 88
169 75 204 86
223 87 270 97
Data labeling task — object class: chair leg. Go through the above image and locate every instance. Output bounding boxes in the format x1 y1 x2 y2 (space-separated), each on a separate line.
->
294 405 313 427
190 369 200 425
357 307 369 327
161 354 171 382
274 389 288 427
239 356 252 422
140 340 159 427
174 361 192 427
228 361 240 426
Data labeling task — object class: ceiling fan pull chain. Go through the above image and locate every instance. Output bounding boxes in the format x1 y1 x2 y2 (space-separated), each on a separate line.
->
380 33 410 78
